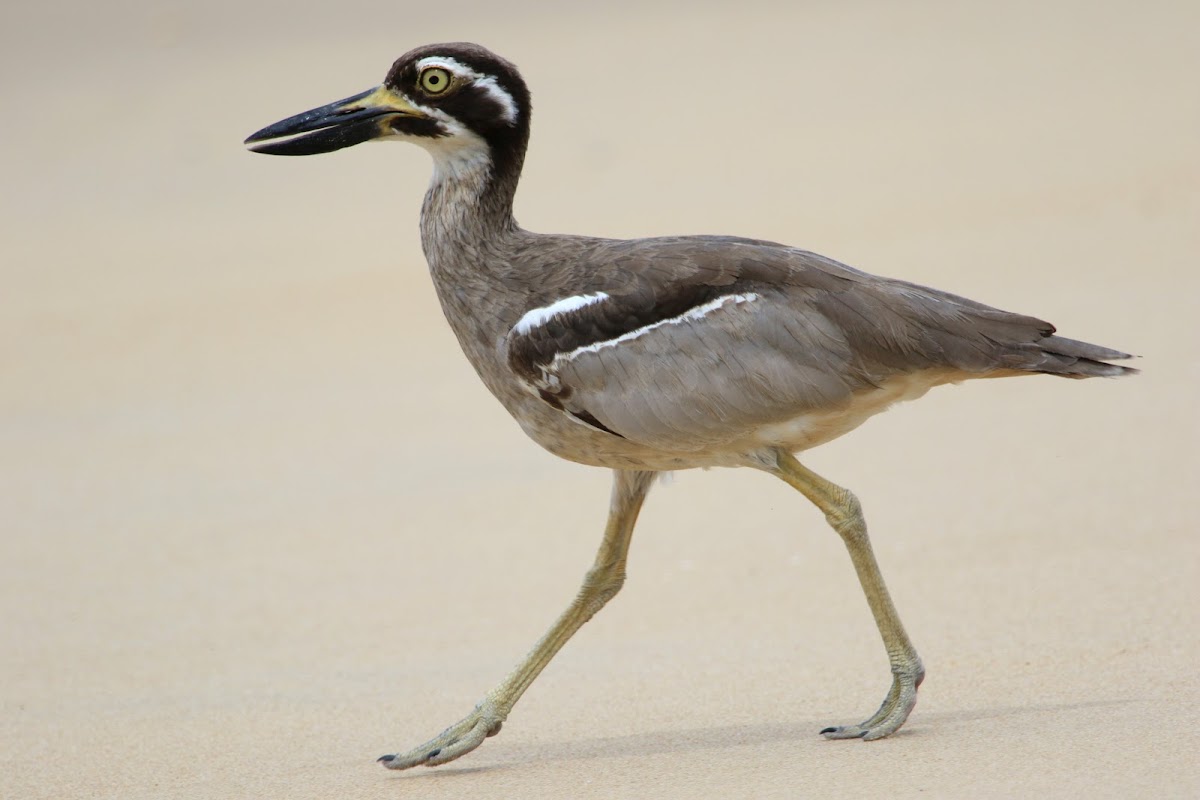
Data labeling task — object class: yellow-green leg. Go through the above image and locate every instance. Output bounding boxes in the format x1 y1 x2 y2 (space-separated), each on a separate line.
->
768 449 924 740
379 468 656 769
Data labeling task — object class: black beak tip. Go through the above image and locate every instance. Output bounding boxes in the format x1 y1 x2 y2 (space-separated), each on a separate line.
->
244 117 304 151
243 134 286 155
243 130 288 155
244 128 270 146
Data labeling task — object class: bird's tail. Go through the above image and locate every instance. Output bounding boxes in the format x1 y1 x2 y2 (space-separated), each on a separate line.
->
1030 335 1138 378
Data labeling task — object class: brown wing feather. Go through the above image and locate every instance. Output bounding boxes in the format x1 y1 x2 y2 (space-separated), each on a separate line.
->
505 236 1134 450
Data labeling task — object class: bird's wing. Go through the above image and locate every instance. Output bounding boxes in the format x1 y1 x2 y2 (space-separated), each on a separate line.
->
505 236 1130 451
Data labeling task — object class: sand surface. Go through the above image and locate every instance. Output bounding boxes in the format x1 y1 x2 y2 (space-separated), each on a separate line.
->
2 1 1197 797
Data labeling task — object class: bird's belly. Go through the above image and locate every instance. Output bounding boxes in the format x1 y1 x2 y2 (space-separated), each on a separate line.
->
510 395 720 470
511 369 963 472
748 369 960 453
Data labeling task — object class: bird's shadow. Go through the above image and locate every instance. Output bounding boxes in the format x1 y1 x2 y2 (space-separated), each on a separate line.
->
386 698 1136 781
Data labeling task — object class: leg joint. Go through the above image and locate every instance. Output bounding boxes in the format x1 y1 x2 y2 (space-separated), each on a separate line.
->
825 489 865 541
891 655 926 687
578 563 626 614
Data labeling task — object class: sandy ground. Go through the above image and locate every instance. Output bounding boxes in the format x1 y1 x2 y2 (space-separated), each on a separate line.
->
2 1 1198 797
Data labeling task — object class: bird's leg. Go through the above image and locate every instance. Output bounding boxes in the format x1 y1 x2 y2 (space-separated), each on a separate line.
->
768 449 924 740
379 468 656 769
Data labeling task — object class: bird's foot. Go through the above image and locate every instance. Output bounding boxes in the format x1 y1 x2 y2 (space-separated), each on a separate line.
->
821 664 923 741
378 700 504 769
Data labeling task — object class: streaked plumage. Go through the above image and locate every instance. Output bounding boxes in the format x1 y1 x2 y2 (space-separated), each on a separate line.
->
246 42 1134 770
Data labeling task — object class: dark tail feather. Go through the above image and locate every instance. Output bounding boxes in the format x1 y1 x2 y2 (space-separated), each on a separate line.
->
1035 335 1139 378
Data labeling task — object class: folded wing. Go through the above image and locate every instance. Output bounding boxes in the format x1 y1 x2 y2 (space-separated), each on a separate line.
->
505 237 1134 451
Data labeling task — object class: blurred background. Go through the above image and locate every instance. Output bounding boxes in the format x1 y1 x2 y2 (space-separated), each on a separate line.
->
2 1 1197 798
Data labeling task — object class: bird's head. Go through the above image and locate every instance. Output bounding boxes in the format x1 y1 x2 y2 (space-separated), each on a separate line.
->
245 43 530 178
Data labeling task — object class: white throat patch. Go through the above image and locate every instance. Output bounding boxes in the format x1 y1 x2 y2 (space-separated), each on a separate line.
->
383 91 493 185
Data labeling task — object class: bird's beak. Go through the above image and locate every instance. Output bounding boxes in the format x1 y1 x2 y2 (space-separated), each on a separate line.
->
244 85 425 156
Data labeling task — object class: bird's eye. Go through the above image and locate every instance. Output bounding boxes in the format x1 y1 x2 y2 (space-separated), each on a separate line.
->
420 68 452 95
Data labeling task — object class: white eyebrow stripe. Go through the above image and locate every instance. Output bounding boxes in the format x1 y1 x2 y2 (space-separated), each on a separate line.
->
415 56 520 124
553 293 760 366
513 292 610 335
473 76 519 124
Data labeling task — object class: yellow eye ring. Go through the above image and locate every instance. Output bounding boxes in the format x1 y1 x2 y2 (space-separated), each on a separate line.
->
420 67 452 95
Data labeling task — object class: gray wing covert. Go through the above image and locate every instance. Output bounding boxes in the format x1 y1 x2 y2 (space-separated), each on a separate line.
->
504 236 1123 452
504 239 882 451
542 288 870 451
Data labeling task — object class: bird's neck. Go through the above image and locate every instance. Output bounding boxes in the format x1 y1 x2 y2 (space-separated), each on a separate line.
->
420 136 523 245
418 138 530 400
418 135 529 370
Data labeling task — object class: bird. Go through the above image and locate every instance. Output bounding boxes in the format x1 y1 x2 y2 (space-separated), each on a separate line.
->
245 42 1135 769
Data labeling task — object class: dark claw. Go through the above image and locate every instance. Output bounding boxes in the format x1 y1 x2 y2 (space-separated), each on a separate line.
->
377 754 396 763
819 727 837 734
426 748 442 759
